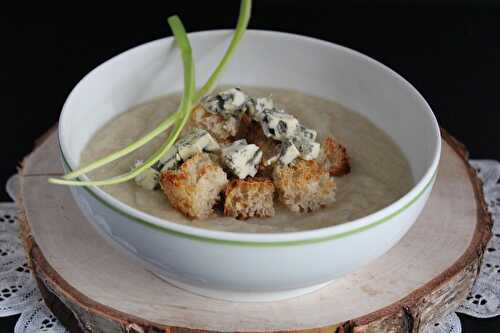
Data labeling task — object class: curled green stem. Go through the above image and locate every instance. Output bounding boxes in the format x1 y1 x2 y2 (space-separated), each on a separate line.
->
50 0 252 186
50 16 195 186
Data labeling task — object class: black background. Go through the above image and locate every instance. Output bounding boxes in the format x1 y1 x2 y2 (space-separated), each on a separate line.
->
2 2 500 332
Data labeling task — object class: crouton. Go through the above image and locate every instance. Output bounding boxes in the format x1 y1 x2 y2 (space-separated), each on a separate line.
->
245 121 279 176
190 105 240 143
224 178 275 219
160 153 228 219
273 159 336 213
317 136 351 177
245 121 278 160
234 114 252 140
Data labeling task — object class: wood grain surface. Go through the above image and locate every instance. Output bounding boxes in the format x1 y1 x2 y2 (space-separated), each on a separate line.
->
16 128 491 333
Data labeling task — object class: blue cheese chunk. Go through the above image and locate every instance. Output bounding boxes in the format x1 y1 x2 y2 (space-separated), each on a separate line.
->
261 109 299 141
292 136 321 160
159 128 219 171
201 88 248 119
133 160 160 191
221 139 262 179
176 128 220 160
158 149 182 171
266 140 302 166
296 125 317 141
247 97 274 121
278 140 301 165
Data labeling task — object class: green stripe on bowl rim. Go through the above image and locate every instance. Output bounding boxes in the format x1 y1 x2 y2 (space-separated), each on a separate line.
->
60 145 436 247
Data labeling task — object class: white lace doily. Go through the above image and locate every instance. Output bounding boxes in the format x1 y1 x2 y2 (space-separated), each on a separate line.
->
0 179 68 333
456 160 500 319
0 159 498 333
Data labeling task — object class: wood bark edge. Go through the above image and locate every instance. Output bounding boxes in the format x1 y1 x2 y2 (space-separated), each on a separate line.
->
16 128 493 333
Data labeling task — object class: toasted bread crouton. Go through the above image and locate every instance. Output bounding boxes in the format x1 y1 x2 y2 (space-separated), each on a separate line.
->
161 153 228 219
224 178 275 219
234 114 252 140
245 121 278 161
190 105 240 143
273 159 336 213
245 121 279 177
317 136 351 177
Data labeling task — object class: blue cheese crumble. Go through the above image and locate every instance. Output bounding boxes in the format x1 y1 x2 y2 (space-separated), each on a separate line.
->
158 149 182 172
278 140 301 165
133 160 160 190
247 96 274 121
297 125 317 141
201 88 248 119
267 136 317 166
261 109 300 141
243 93 321 165
158 128 220 172
221 139 262 179
292 135 320 160
291 125 320 160
135 129 220 190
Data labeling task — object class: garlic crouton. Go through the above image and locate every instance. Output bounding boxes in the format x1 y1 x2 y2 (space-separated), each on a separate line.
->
317 136 351 177
160 153 228 219
224 178 275 219
273 159 336 213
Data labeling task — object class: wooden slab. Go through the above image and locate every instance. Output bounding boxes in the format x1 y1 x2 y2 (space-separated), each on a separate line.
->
17 129 492 333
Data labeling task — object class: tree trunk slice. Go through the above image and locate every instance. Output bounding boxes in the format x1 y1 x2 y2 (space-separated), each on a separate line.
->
16 128 492 333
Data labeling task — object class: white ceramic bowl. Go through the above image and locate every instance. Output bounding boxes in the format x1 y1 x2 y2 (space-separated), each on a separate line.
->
58 30 441 302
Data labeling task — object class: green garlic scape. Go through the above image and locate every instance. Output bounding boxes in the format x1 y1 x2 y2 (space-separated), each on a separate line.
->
49 0 252 187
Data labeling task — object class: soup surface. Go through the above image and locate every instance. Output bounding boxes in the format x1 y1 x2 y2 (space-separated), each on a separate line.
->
81 87 414 233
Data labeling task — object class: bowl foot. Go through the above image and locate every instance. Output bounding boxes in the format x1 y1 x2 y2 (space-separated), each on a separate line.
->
152 272 333 302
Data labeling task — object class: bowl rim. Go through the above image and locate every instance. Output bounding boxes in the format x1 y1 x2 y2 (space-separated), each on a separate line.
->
58 29 442 246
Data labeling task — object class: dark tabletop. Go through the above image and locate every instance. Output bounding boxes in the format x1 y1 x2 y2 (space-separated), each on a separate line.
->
2 2 500 332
